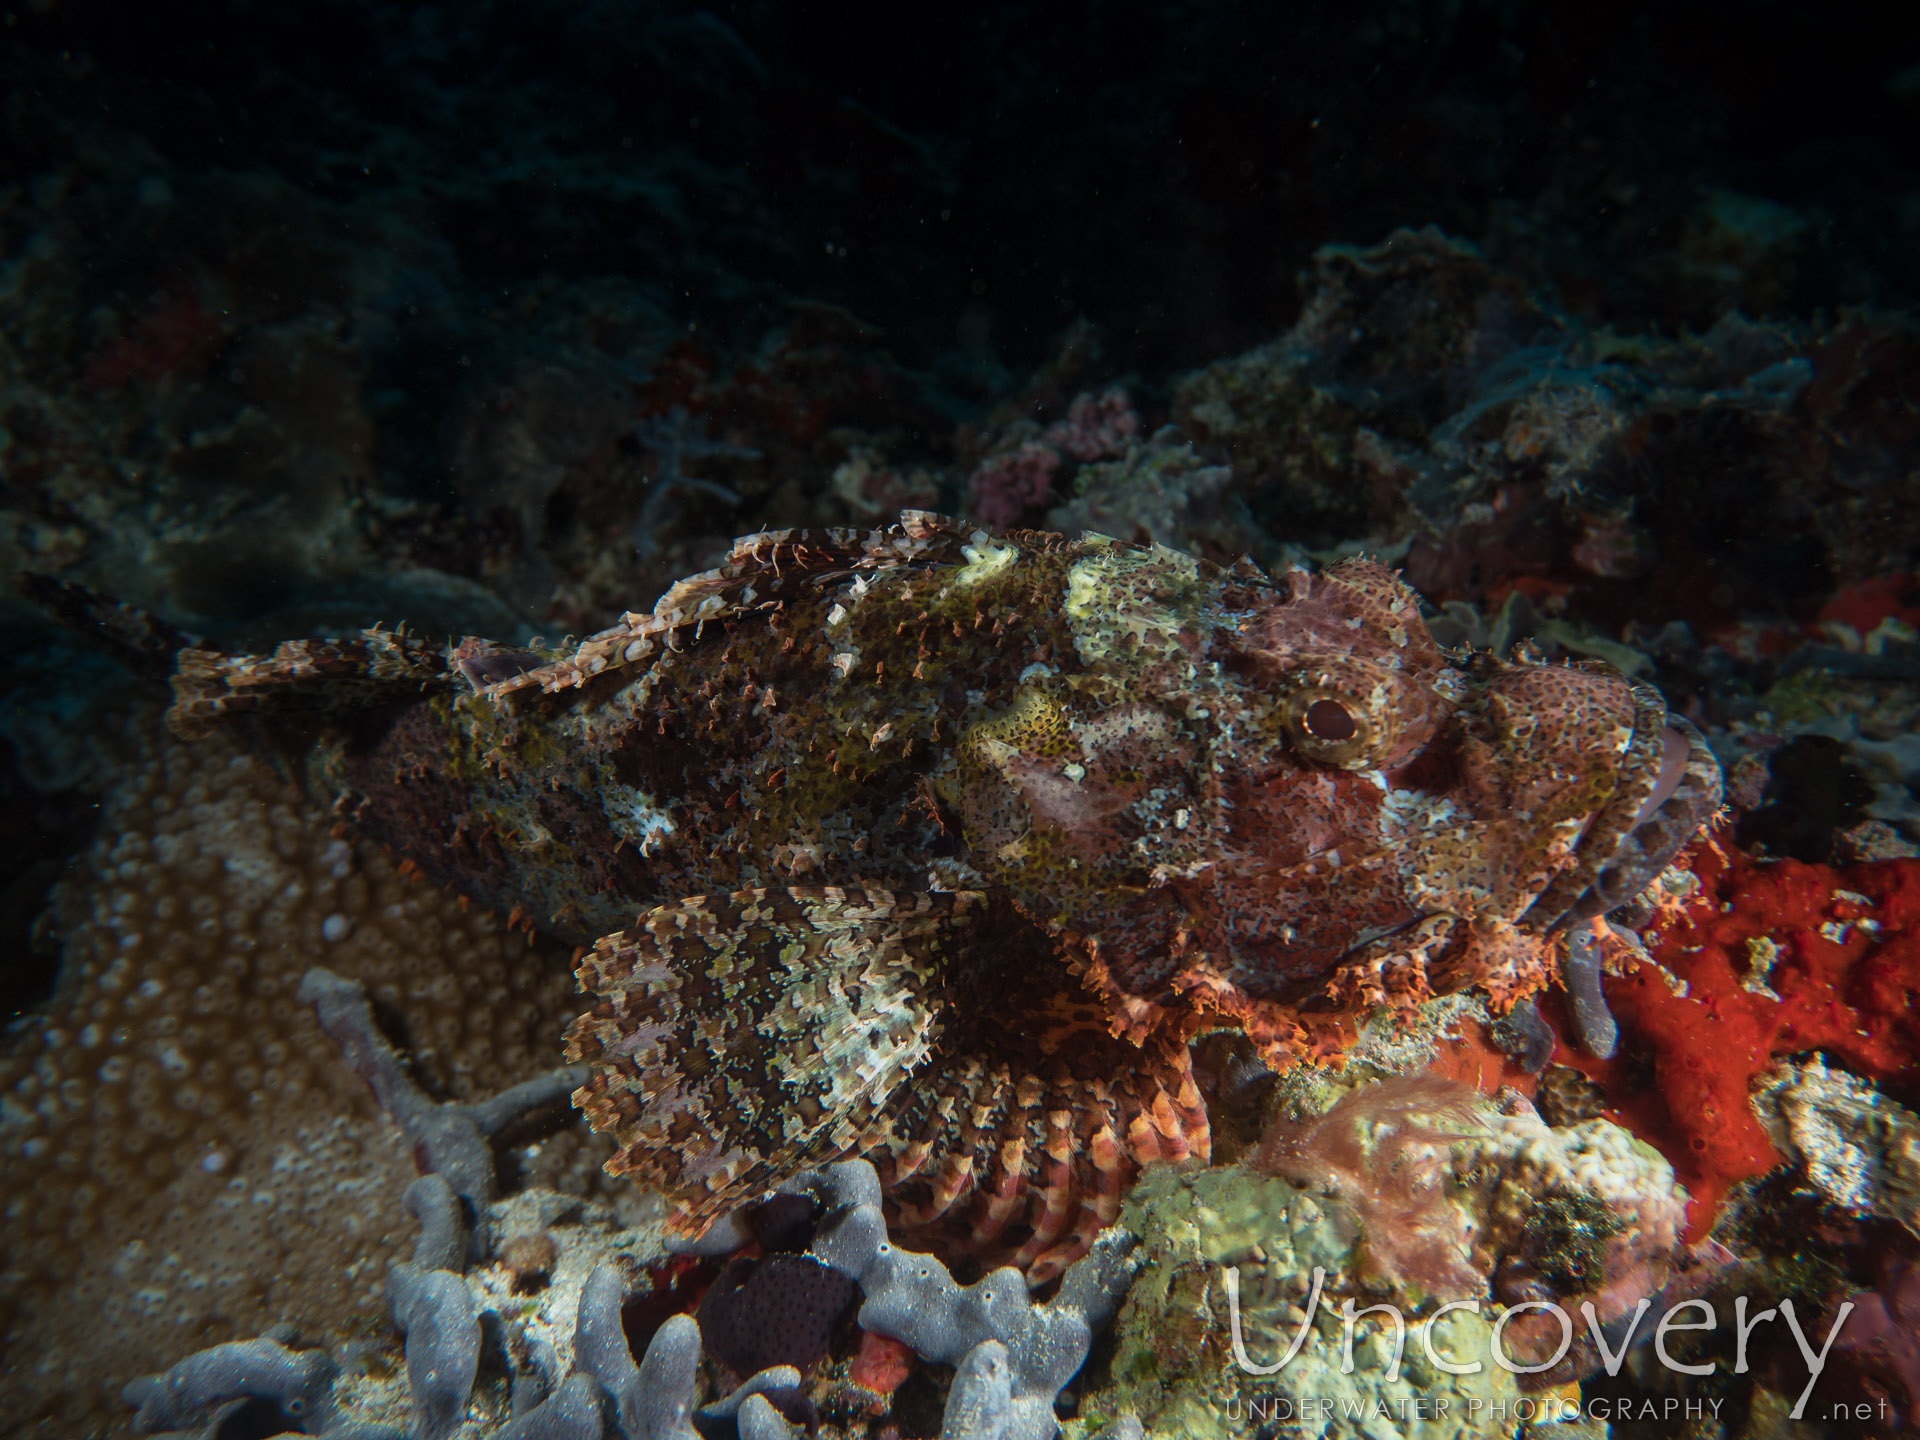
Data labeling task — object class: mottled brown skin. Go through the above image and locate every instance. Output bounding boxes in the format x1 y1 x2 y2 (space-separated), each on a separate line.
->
170 512 1720 1278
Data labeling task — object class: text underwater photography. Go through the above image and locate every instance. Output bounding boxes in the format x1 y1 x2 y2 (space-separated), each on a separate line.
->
1215 1263 1887 1429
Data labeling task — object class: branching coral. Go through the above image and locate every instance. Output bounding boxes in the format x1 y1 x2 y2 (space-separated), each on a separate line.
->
116 1152 1135 1440
386 1246 482 1440
496 1374 610 1440
121 1260 704 1440
574 1269 702 1440
122 1337 338 1435
300 966 586 1219
788 1158 1139 1440
1831 1258 1920 1425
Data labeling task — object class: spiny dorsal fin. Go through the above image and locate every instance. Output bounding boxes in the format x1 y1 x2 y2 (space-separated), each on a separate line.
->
473 512 986 701
167 628 451 738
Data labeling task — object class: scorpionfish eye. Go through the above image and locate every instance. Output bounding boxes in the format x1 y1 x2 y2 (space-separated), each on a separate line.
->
1270 647 1430 771
1279 683 1384 768
1303 698 1357 741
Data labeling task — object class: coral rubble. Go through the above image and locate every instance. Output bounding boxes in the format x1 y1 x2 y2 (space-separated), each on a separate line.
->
1073 1078 1700 1437
1755 1057 1920 1238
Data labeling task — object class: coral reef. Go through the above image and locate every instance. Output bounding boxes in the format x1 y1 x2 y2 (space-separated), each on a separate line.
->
1531 1067 1609 1130
1451 1101 1700 1381
1043 432 1235 554
0 4 1916 1435
1169 227 1920 646
1175 227 1567 549
1073 1078 1697 1437
454 358 642 580
120 1256 705 1440
116 1154 1133 1440
0 731 590 1435
627 406 754 562
1755 1057 1920 1236
1252 1076 1488 1299
829 447 944 522
963 387 1143 532
969 443 1063 530
1079 1162 1504 1439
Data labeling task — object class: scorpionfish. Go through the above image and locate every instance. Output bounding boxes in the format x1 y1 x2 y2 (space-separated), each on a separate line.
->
170 513 1720 1279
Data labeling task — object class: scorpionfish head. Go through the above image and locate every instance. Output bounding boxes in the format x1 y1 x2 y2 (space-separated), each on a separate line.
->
946 547 1720 1058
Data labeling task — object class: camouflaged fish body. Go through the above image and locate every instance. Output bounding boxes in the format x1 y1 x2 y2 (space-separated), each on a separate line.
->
170 512 1720 1279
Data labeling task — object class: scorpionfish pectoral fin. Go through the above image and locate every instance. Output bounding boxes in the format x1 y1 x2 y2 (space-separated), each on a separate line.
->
565 886 969 1227
564 885 1209 1282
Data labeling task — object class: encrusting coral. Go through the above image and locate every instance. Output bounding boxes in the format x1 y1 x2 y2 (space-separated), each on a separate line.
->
1560 841 1920 1234
1080 1084 1698 1438
0 730 591 1436
1754 1055 1920 1236
1251 1075 1488 1299
1083 1161 1519 1440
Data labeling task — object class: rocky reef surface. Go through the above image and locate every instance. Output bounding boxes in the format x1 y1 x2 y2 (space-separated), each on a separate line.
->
5 4 1920 1438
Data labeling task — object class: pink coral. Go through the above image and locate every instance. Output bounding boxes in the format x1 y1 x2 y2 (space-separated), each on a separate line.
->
967 442 1061 528
961 385 1139 531
1044 386 1142 461
1832 1258 1920 1423
1253 1076 1485 1299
